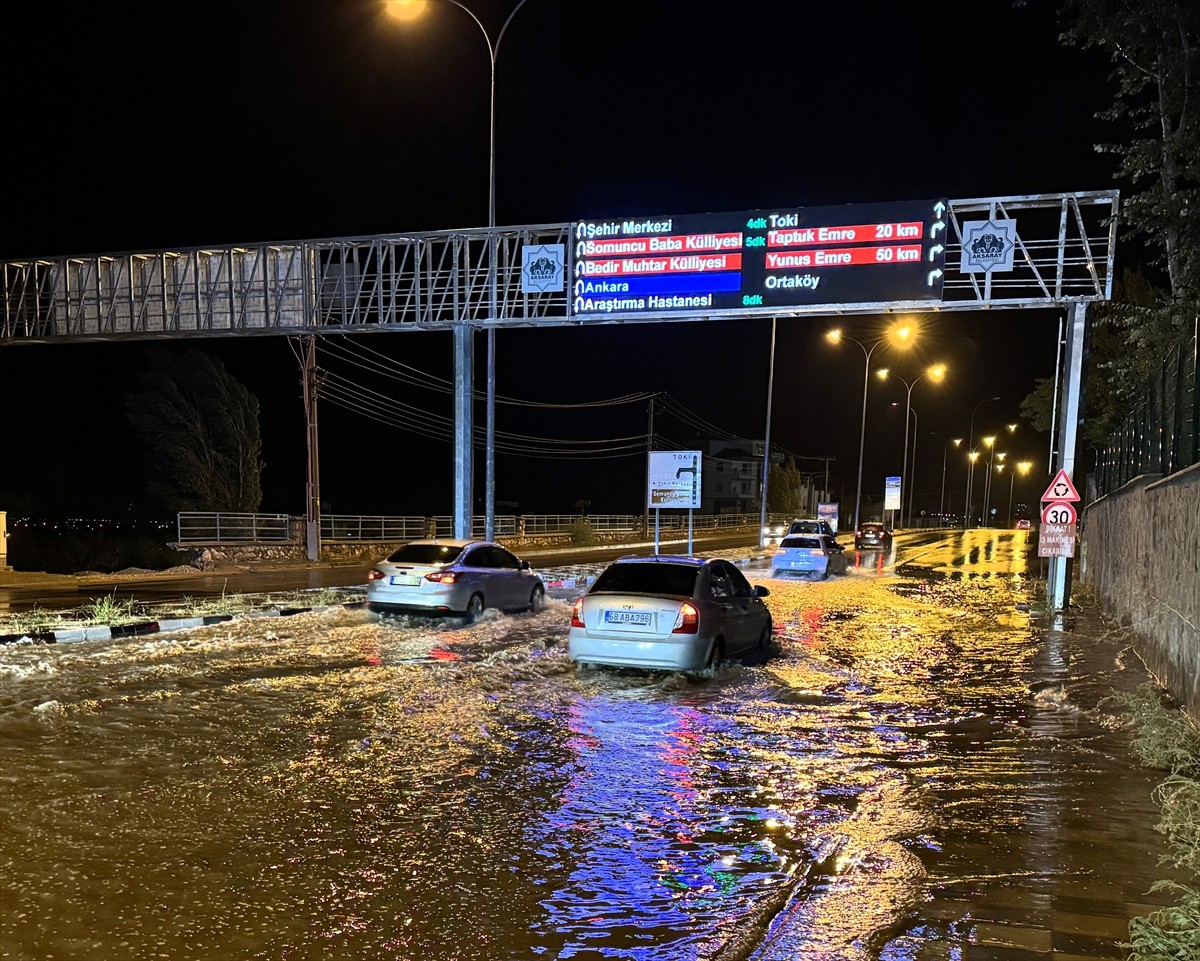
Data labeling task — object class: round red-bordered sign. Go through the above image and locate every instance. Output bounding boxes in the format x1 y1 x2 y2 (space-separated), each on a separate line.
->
1041 501 1077 525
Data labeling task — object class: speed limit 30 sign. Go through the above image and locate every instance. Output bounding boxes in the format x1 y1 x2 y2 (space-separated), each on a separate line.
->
1041 501 1078 525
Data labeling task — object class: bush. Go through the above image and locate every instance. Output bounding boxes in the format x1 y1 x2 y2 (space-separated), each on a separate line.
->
569 518 597 546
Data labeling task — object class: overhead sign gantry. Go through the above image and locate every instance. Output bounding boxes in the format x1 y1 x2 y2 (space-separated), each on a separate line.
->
0 190 1118 615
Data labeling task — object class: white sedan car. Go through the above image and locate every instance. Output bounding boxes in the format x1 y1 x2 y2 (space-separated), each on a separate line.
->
568 555 772 672
366 539 544 621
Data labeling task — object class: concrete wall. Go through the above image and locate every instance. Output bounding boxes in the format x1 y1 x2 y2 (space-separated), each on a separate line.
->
1081 464 1200 717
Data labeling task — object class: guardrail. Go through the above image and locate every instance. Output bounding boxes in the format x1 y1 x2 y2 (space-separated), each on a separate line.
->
176 511 786 544
321 515 428 542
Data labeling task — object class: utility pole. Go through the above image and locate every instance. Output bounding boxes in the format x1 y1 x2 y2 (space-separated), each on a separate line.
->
643 394 657 538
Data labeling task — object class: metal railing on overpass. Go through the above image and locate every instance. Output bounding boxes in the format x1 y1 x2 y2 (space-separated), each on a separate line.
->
3 193 1118 344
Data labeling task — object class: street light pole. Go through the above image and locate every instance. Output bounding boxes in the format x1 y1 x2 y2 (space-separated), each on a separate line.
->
879 363 944 529
931 433 961 523
963 395 1001 528
907 407 918 527
828 328 904 532
391 0 528 541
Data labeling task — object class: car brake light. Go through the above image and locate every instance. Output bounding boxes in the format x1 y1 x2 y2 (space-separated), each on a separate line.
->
424 571 458 583
570 598 585 628
810 549 825 556
367 569 385 581
672 603 699 634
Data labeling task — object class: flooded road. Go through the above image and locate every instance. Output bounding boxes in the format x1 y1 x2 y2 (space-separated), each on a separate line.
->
0 531 1178 959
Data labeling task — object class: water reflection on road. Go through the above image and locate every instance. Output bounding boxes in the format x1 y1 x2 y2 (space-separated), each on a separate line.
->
0 532 1174 959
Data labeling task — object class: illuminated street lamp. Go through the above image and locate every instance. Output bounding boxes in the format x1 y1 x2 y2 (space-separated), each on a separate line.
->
827 323 916 531
1007 459 1033 526
962 395 1001 528
386 0 528 540
878 363 946 528
931 433 962 523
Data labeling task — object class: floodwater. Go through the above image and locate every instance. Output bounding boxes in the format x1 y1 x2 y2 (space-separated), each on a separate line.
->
0 532 1180 960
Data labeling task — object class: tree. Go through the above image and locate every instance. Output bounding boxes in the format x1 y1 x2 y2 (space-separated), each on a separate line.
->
1032 2 1200 441
1061 0 1198 307
767 456 804 515
125 350 265 513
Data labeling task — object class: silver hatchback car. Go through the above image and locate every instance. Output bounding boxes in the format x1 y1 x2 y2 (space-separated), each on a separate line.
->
366 539 545 620
568 555 772 672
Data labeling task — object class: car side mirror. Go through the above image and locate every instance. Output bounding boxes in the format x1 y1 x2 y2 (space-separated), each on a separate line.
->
754 585 770 597
519 560 531 570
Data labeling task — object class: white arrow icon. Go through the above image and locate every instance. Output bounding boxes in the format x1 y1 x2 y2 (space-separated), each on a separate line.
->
574 280 584 295
575 223 586 239
928 244 944 261
927 268 943 286
930 221 946 237
933 201 946 216
575 261 585 276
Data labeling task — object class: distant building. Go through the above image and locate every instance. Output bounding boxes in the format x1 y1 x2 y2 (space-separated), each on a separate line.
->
701 438 784 514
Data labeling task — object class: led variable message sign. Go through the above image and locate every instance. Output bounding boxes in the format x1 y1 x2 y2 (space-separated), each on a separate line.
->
572 199 948 316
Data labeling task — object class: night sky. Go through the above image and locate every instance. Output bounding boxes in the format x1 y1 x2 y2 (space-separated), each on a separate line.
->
0 1 1116 521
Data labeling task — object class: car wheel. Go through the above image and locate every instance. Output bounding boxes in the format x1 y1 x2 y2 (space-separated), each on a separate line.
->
528 584 545 613
770 568 779 578
755 620 772 654
464 593 485 623
821 566 830 580
706 637 726 670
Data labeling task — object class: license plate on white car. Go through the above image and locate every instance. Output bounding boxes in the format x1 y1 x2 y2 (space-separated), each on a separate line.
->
604 610 652 626
389 575 421 587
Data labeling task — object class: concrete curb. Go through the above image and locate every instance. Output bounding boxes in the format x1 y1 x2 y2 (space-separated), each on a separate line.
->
3 612 240 646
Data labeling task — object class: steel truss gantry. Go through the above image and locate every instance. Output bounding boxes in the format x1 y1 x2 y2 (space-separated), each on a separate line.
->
1 190 1118 608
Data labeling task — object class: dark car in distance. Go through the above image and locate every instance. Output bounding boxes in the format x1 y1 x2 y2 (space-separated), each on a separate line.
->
854 522 893 550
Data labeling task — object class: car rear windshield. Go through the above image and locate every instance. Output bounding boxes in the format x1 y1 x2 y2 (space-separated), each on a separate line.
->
385 544 464 565
781 536 822 549
591 562 700 596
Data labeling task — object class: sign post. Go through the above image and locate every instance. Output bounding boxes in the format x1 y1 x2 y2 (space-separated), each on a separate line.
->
647 451 702 555
884 476 901 529
1038 466 1081 590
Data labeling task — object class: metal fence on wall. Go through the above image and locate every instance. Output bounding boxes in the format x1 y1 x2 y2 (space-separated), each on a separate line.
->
1095 332 1198 497
177 512 781 545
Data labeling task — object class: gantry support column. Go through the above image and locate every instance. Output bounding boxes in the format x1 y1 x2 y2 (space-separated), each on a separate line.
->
1047 301 1087 614
301 335 321 561
453 322 474 539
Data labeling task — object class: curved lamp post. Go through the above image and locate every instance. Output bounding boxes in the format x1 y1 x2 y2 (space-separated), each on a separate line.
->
386 0 529 540
826 323 916 532
878 363 945 528
962 395 1001 528
931 433 962 523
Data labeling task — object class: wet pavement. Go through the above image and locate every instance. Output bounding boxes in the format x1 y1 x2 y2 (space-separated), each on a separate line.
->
0 530 1182 960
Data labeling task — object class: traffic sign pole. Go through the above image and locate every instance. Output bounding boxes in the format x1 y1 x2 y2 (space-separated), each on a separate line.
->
1046 303 1087 617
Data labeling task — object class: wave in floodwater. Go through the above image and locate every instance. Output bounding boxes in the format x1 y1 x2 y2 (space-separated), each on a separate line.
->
0 566 1168 960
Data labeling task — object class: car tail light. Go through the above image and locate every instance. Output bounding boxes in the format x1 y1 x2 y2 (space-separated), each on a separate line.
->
810 549 825 556
367 569 385 581
570 598 585 628
424 571 458 583
672 603 699 634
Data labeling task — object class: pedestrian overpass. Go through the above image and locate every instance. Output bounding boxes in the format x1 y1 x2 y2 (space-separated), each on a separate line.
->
0 190 1119 610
